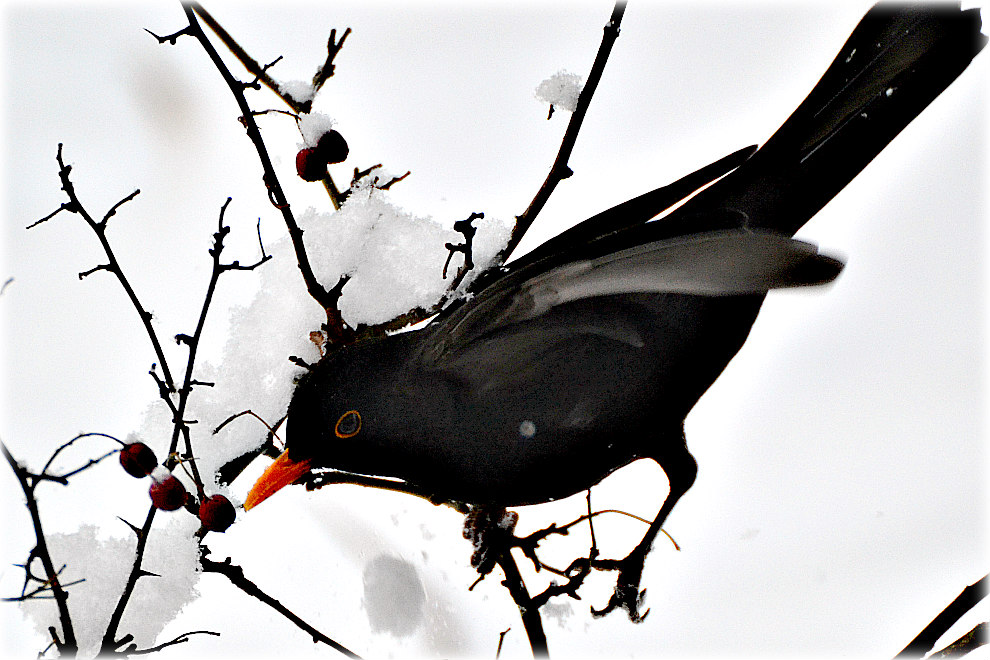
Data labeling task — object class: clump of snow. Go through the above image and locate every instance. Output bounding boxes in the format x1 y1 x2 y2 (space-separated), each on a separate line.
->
535 70 583 112
302 187 511 326
19 516 201 658
150 465 170 483
279 79 316 106
297 111 337 147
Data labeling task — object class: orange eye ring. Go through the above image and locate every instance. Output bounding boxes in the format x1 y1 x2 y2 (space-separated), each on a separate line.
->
334 410 361 438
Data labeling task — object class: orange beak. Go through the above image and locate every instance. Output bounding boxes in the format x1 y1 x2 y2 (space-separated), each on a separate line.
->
243 450 313 511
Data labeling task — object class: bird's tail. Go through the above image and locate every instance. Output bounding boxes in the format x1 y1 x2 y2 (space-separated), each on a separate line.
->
669 2 984 237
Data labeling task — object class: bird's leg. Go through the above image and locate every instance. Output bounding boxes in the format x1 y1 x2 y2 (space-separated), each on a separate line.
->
592 435 697 622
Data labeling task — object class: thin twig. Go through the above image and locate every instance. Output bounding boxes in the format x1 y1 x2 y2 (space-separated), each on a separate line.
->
190 4 348 115
125 630 221 655
38 433 122 489
496 628 511 658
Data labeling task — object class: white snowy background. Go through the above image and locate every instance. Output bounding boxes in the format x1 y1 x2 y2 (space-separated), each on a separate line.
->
1 2 986 658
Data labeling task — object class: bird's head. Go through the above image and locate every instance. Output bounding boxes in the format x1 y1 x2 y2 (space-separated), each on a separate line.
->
242 335 419 511
242 376 358 510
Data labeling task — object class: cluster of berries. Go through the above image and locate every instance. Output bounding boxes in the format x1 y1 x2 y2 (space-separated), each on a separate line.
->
119 442 235 533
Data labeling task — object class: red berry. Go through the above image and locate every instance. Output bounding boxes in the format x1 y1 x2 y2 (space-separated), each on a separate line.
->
198 494 236 532
120 443 158 478
295 147 326 182
315 130 348 164
149 475 188 511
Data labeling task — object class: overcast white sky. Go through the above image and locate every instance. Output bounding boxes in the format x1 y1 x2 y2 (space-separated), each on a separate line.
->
1 2 986 658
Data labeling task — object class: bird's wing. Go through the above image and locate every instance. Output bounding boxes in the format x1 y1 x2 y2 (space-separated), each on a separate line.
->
502 145 757 275
417 227 842 375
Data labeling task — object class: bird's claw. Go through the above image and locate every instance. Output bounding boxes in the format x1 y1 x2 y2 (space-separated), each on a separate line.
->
591 555 650 622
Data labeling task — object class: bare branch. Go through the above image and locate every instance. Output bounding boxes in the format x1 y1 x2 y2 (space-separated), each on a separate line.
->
495 549 549 657
41 143 177 390
190 4 304 113
213 409 281 438
201 555 360 658
125 630 221 655
78 264 112 280
100 505 157 654
496 2 627 265
38 432 122 492
896 575 989 658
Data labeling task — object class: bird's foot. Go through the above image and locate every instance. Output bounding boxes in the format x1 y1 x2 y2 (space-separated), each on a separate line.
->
590 553 650 622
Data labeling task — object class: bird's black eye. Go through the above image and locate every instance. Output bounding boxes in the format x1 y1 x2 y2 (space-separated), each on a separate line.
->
334 410 361 438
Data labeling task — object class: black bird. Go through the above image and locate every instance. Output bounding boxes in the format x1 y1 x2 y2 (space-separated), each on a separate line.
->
245 4 984 618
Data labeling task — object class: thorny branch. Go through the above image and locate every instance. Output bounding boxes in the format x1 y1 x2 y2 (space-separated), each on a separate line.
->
201 554 360 658
2 440 79 657
25 142 274 655
102 194 269 655
174 2 629 361
28 144 174 389
164 197 270 501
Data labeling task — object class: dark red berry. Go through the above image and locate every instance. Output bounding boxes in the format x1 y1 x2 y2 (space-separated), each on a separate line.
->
198 494 236 532
149 475 188 511
315 130 348 164
120 442 158 478
295 147 326 182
